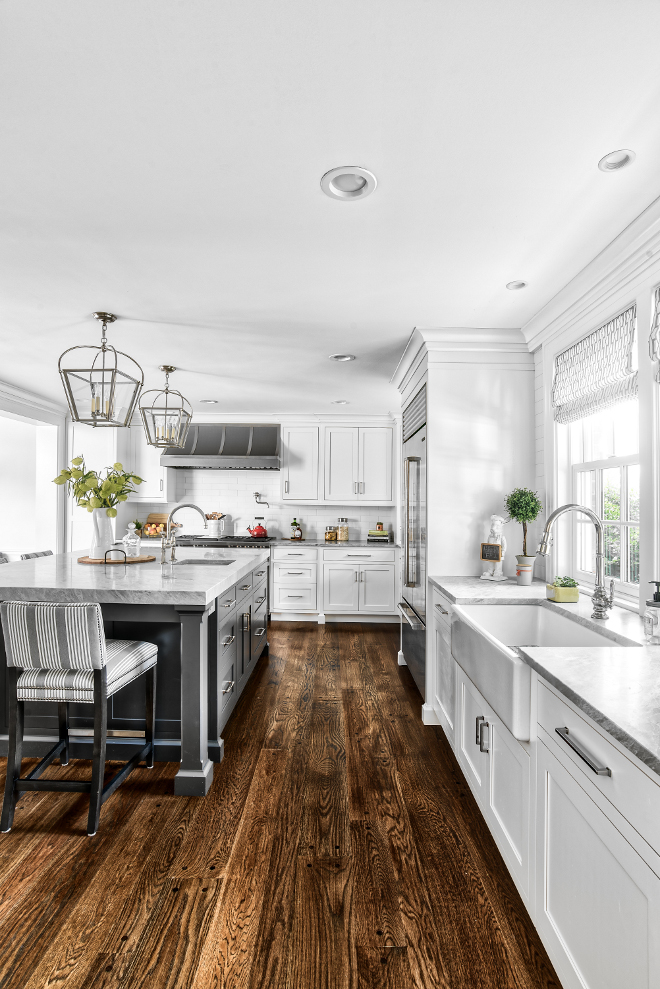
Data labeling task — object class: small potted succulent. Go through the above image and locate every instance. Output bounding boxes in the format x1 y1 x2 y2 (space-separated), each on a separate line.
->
504 487 543 567
547 575 579 603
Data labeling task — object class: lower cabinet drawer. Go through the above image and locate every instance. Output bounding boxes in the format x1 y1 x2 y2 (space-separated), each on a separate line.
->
218 615 239 661
272 546 318 562
273 563 316 583
251 598 268 657
323 548 395 562
538 680 660 854
218 653 237 715
273 584 317 610
217 584 237 614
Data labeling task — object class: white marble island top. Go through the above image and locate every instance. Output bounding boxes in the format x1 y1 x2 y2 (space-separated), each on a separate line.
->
0 547 269 607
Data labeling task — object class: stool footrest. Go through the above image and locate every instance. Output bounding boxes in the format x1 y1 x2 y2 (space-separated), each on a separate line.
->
25 740 67 781
101 743 152 804
16 780 92 793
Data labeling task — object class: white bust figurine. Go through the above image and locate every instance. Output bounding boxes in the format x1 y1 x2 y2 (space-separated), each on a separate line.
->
480 514 508 581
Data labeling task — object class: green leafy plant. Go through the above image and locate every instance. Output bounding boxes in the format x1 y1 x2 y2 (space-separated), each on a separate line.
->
552 576 578 588
504 487 543 556
53 457 143 518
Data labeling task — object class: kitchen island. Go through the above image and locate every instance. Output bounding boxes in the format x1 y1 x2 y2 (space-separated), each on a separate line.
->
0 547 270 795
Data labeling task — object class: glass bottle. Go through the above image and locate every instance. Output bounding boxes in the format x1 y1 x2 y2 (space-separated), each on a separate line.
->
291 518 303 540
122 522 142 559
337 518 349 541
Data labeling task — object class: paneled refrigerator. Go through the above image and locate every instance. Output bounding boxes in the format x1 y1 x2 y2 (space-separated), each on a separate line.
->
399 386 426 697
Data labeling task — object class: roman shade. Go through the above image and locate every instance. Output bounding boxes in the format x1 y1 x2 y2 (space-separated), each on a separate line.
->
551 305 637 424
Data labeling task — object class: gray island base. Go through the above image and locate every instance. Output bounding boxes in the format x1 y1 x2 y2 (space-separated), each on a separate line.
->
0 547 270 796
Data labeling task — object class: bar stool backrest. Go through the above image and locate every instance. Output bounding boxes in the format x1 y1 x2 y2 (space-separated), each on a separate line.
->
0 553 8 564
0 601 108 671
20 551 54 560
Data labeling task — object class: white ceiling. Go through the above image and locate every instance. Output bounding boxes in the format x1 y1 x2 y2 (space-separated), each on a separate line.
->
2 0 660 415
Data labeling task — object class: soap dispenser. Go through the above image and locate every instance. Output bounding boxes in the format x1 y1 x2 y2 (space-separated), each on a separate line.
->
643 582 660 644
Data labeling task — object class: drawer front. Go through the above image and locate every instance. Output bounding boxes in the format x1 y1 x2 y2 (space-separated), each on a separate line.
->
251 597 268 657
273 584 317 610
323 548 395 562
217 583 237 614
274 563 316 584
272 546 318 562
252 564 269 586
432 589 452 627
253 585 268 610
218 653 237 715
538 681 660 853
218 615 239 662
235 572 253 606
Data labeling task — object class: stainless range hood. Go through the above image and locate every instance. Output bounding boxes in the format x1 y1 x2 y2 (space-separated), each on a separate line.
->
160 423 280 469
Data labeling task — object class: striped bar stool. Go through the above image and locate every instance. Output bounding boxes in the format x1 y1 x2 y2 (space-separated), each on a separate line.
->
20 551 53 560
0 601 157 836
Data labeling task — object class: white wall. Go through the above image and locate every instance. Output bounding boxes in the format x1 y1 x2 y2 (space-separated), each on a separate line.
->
116 468 396 542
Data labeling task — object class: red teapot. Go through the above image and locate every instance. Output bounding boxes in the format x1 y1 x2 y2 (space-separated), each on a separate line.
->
247 521 268 538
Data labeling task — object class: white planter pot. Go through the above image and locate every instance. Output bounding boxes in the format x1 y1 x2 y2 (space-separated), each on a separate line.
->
515 555 537 567
89 508 114 561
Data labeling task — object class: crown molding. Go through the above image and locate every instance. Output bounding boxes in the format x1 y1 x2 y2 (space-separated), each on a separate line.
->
523 194 660 353
0 380 67 421
391 326 529 391
178 412 398 425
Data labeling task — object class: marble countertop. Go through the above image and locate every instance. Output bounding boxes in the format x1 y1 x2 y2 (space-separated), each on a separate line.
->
0 548 269 607
430 574 660 777
139 538 399 549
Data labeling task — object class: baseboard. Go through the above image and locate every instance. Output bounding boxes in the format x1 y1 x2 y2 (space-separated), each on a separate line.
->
421 703 441 725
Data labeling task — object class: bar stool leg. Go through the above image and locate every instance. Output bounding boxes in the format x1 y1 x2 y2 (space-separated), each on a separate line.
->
87 669 107 837
58 703 69 766
145 665 156 769
1 670 24 833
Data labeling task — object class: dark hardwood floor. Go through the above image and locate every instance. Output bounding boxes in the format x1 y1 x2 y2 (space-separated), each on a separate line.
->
0 622 561 989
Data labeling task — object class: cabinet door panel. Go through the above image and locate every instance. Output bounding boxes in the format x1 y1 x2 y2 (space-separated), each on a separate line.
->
434 619 455 741
121 426 174 503
359 427 392 501
282 427 319 500
323 564 359 612
324 427 359 501
536 740 660 989
489 719 530 896
457 670 489 805
358 566 395 613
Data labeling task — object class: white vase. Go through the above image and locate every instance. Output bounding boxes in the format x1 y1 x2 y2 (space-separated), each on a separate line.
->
89 508 114 560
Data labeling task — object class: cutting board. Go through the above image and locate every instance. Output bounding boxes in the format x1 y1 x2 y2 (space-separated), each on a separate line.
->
77 555 156 565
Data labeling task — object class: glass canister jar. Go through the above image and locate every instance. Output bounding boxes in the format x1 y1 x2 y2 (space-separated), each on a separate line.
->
337 518 349 541
325 525 338 542
122 523 142 559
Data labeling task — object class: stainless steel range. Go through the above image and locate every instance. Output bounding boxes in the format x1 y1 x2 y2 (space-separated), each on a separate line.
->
176 535 277 549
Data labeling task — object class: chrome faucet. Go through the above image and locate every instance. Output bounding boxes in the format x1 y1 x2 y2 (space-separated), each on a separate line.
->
163 503 208 562
537 503 614 620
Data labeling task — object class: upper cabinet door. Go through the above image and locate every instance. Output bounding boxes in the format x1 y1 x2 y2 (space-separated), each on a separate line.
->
324 427 359 501
119 425 175 503
358 427 392 502
282 426 319 501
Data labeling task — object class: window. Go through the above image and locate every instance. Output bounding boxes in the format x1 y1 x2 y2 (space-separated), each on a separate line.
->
569 399 639 592
0 411 59 557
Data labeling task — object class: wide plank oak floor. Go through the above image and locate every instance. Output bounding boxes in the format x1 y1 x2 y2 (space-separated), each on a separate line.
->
0 622 561 989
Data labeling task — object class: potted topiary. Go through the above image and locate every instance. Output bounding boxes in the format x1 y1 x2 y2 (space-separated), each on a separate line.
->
504 487 543 571
547 575 579 603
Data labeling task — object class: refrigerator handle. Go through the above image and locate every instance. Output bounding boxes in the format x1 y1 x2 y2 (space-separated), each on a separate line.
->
404 456 420 588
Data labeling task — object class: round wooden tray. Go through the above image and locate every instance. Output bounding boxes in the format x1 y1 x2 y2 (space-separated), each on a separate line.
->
77 555 156 565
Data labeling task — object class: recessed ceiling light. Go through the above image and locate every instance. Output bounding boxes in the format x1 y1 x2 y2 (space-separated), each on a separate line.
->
598 149 636 171
199 399 218 404
332 400 349 405
329 354 356 361
506 281 527 290
321 166 377 201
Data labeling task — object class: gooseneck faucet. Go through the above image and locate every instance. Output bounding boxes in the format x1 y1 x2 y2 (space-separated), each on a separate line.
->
537 503 614 620
163 503 208 562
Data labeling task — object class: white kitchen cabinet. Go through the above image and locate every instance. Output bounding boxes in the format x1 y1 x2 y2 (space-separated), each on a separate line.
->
323 564 360 612
535 738 660 989
324 426 393 503
455 664 531 900
281 426 319 501
433 607 455 745
358 565 395 612
117 424 175 503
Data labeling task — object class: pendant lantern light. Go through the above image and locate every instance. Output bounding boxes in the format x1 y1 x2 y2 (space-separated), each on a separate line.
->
139 365 192 449
58 312 144 427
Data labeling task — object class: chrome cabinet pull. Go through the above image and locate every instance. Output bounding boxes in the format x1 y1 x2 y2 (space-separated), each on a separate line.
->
287 594 303 598
222 599 236 608
284 480 289 493
479 721 490 753
354 571 358 581
348 554 371 557
353 481 357 494
221 634 236 647
287 553 303 556
555 727 611 776
475 715 485 745
221 680 235 695
256 570 265 576
404 456 420 588
242 613 250 631
240 584 250 590
286 571 304 574
435 603 449 615
255 627 266 636
255 595 266 605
